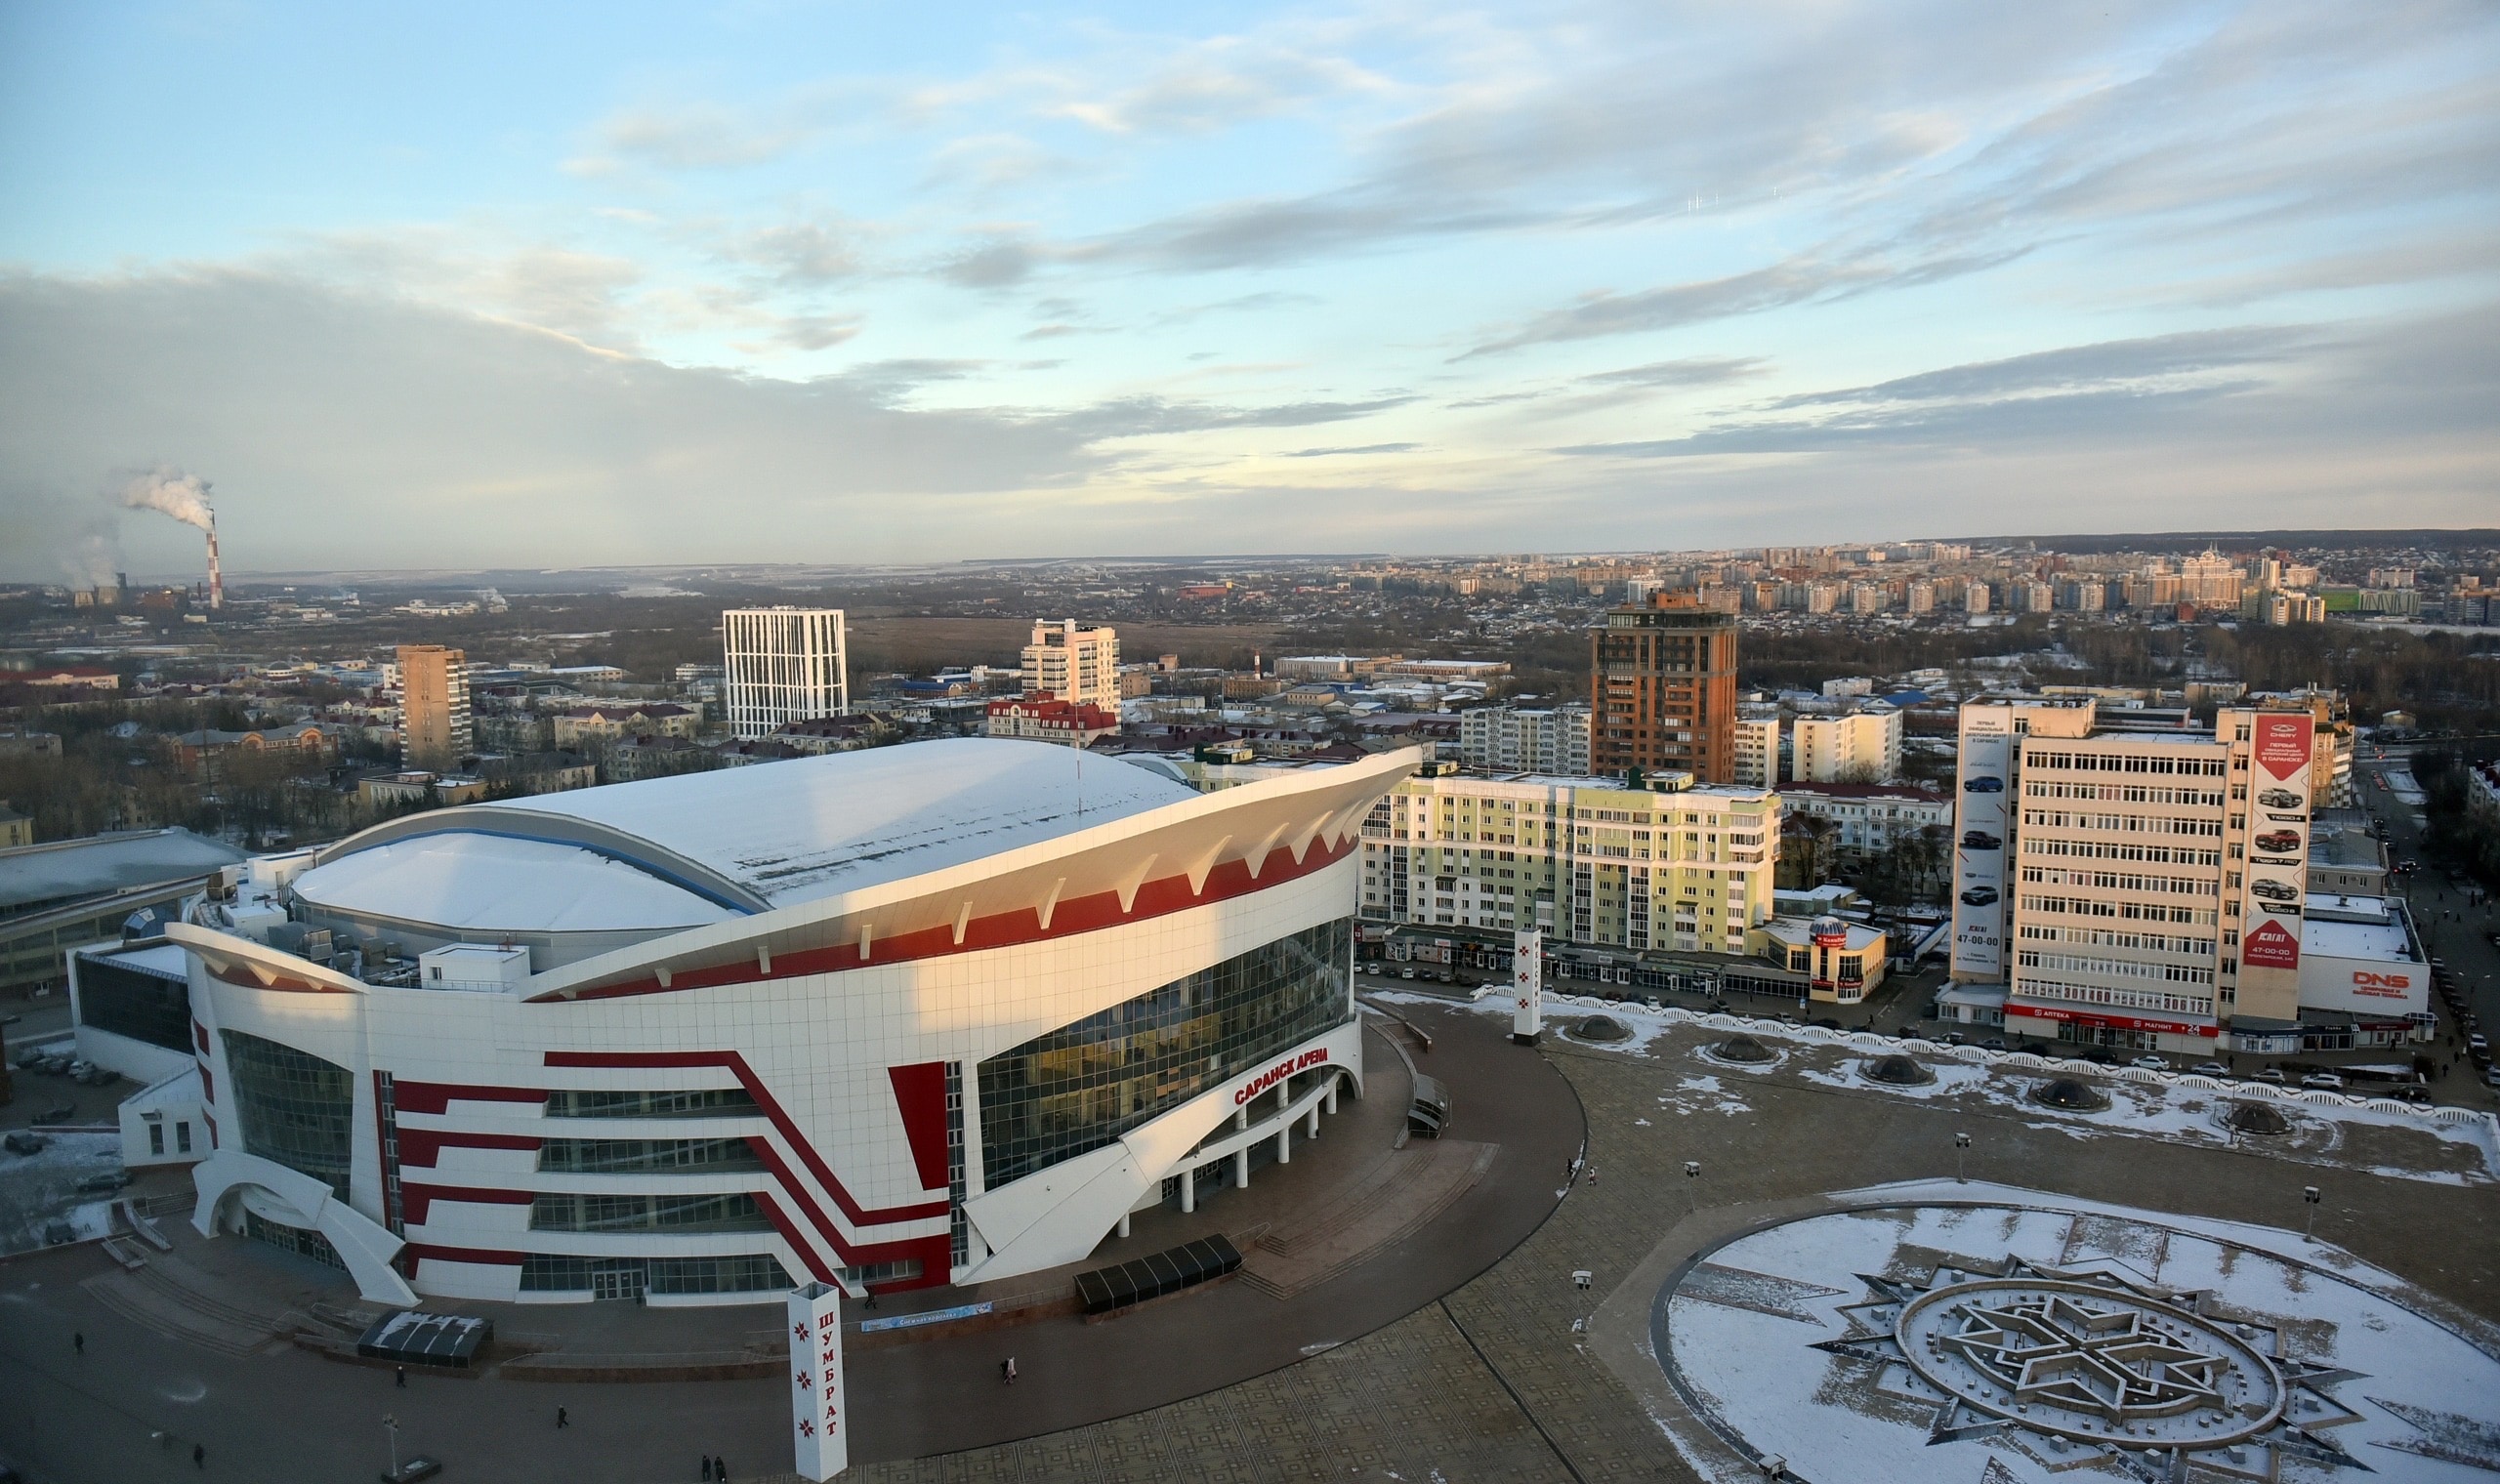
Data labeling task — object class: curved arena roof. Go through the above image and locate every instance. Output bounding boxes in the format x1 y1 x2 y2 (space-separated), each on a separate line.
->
295 738 1197 934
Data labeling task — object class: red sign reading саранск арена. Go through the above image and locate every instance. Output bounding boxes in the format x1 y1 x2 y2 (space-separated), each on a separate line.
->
2254 716 2313 781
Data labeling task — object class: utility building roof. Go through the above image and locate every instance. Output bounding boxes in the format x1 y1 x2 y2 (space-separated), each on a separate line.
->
0 829 252 919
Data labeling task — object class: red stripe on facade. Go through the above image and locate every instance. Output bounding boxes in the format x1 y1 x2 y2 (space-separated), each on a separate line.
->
540 1050 951 1226
403 1243 525 1269
887 1063 949 1193
400 1182 536 1226
543 835 1351 1005
751 1189 834 1284
396 1128 544 1170
193 1020 210 1054
393 1082 548 1116
197 1062 214 1104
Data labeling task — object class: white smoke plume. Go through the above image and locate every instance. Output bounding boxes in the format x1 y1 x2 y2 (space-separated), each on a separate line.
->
60 523 121 589
120 466 216 530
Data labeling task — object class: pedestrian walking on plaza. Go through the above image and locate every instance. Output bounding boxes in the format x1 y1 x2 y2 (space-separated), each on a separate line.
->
396 1365 406 1388
557 1406 569 1428
1002 1356 1018 1384
192 1442 205 1469
72 1332 83 1355
701 1457 712 1480
718 1459 729 1481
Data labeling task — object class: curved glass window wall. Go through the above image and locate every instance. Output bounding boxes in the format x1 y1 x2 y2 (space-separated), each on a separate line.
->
528 1192 771 1233
979 917 1352 1187
220 1029 354 1199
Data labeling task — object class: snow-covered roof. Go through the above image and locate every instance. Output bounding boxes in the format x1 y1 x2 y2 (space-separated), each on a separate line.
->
305 738 1196 930
294 834 737 934
0 828 251 915
2301 908 2414 963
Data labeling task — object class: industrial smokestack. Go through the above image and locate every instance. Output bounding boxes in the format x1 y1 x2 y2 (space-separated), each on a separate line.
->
119 466 222 610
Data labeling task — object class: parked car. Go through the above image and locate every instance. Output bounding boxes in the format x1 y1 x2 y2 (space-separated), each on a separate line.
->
1979 1037 2007 1051
2300 1072 2348 1091
1963 776 2004 793
2257 788 2303 809
2470 1034 2488 1055
35 1104 74 1125
1960 831 2002 850
2253 1067 2288 1085
74 1171 132 1197
72 1065 117 1087
2 1132 46 1156
2252 831 2303 855
1959 886 1999 907
2130 1055 2168 1071
2191 1061 2230 1077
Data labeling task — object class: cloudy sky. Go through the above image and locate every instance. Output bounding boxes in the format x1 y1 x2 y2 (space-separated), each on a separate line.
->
2 0 2494 579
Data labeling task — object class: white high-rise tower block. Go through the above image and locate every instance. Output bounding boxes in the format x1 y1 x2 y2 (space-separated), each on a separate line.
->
725 607 849 740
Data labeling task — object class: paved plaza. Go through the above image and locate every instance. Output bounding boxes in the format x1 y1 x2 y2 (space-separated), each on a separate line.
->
4 998 2497 1483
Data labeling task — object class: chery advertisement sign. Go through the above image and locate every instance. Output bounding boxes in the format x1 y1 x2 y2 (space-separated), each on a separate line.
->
2254 715 2314 780
2242 918 2302 970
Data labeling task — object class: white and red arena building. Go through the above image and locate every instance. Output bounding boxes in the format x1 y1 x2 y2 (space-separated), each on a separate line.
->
143 738 1416 1307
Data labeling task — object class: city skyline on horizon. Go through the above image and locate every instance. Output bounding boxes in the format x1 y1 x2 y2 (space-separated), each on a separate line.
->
3 1 2494 582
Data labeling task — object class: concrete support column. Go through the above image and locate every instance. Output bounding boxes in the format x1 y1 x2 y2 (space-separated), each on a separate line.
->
1116 1213 1131 1239
1276 1121 1291 1164
1180 1168 1195 1214
1325 1078 1340 1115
1233 1147 1249 1188
1235 1108 1248 1132
1308 1103 1320 1138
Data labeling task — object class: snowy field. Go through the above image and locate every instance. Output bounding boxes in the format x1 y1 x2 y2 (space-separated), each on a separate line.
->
0 1132 124 1255
1370 990 2500 1186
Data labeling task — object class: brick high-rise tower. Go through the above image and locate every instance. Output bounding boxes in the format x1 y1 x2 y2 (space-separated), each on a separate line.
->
1590 592 1738 783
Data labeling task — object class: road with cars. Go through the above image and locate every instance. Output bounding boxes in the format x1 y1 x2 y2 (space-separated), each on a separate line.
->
2358 744 2499 1102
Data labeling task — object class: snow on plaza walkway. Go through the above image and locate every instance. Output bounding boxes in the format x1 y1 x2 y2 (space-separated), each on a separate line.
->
1371 988 2500 1187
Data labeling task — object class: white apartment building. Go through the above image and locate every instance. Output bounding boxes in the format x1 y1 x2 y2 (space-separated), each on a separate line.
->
723 607 848 740
1359 770 1778 958
1458 705 1592 775
1732 713 1780 788
1946 695 2413 1055
1790 706 1902 783
1778 783 1952 856
1021 621 1120 710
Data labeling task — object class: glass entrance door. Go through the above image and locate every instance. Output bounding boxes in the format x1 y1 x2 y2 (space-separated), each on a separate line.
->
591 1264 646 1301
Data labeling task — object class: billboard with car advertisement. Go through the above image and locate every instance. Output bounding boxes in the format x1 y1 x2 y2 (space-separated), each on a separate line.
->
2233 712 2313 1023
1949 723 2015 980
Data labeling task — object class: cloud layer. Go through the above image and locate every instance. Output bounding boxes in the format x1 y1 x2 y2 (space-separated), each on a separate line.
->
1 0 2495 569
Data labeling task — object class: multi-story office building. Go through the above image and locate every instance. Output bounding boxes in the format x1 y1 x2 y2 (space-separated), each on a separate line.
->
396 644 471 767
723 607 849 740
1458 705 1591 775
1946 696 2417 1054
1590 592 1738 784
1731 712 1780 788
1359 769 1777 958
1790 707 1902 783
1021 621 1120 710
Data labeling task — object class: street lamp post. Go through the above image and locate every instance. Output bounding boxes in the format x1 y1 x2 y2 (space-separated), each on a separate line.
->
1684 1160 1701 1218
384 1415 399 1480
2303 1185 2322 1242
1954 1132 1973 1184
